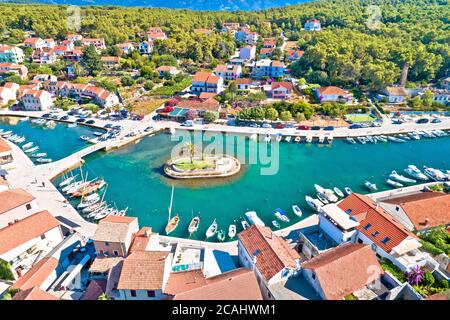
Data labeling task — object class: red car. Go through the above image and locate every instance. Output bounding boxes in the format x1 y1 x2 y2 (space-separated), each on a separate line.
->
276 123 285 129
298 125 311 130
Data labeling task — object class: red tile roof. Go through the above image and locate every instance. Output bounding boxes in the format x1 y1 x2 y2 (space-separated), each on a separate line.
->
81 280 107 300
0 188 35 215
0 138 12 154
316 86 348 96
11 257 59 291
271 81 293 91
164 269 208 295
129 227 154 253
176 98 220 112
302 243 383 300
383 192 450 231
199 92 218 100
337 193 414 252
12 287 59 300
192 72 211 83
101 215 136 224
260 48 274 55
172 268 263 300
238 225 300 281
117 251 168 290
236 78 252 85
0 210 60 255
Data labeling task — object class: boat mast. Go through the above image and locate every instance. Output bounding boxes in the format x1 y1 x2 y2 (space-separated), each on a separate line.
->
168 185 174 221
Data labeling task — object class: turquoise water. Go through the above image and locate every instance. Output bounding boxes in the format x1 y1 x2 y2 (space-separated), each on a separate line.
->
59 131 450 240
0 116 98 161
2 116 449 241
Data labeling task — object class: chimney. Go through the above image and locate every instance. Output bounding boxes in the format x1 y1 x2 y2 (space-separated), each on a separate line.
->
144 228 152 238
399 62 409 87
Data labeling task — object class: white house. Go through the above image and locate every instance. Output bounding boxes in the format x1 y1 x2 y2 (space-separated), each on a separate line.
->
236 78 253 91
146 27 167 41
191 72 224 94
138 41 153 54
384 86 410 103
0 86 16 106
81 38 106 51
0 45 24 63
21 89 54 111
116 43 135 55
238 225 301 300
0 188 38 229
318 203 359 244
0 210 63 278
23 37 46 49
66 34 83 43
213 64 242 81
239 45 256 61
304 19 322 31
117 251 172 300
315 86 353 103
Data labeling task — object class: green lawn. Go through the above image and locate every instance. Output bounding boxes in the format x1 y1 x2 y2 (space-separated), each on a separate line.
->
149 77 192 97
174 160 214 170
345 114 377 123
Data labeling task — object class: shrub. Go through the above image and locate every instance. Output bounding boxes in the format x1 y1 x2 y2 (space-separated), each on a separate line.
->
380 258 406 283
0 259 14 281
421 271 435 287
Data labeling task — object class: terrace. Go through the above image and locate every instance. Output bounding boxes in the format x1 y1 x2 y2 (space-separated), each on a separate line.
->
297 225 338 259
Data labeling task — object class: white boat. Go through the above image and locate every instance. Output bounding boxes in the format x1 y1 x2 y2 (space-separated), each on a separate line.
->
275 133 282 142
68 123 77 128
228 224 236 238
284 136 291 142
45 120 56 127
22 142 34 150
326 136 333 144
25 146 39 153
83 202 107 214
366 136 376 144
333 187 345 197
93 131 104 137
356 136 366 144
94 208 115 220
423 166 446 181
15 137 25 143
80 136 91 141
386 179 403 188
305 196 323 212
77 193 100 209
314 184 338 202
346 137 356 144
245 211 265 226
306 136 313 143
317 192 329 204
1 130 12 137
318 136 325 143
389 170 416 184
387 136 405 143
398 134 411 140
19 117 29 122
404 165 428 181
408 132 420 140
36 158 52 163
272 220 281 229
292 205 302 217
264 134 271 143
274 208 290 223
170 127 176 135
241 220 250 230
294 136 301 142
31 152 47 158
188 216 200 235
249 133 258 141
376 135 387 142
364 181 377 191
344 187 353 195
59 175 78 187
87 206 110 219
206 219 218 238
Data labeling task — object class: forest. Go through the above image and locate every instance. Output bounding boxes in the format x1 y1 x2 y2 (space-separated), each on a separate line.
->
0 0 448 88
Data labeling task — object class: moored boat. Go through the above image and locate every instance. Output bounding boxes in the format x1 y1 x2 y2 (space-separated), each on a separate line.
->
386 179 403 188
346 137 356 144
305 195 323 212
206 219 218 238
274 208 290 223
292 205 302 217
188 216 200 235
272 220 281 229
228 224 236 238
333 187 344 198
344 187 353 195
36 158 52 163
217 230 226 242
404 165 428 181
241 219 250 230
389 170 416 184
245 211 265 226
364 181 377 191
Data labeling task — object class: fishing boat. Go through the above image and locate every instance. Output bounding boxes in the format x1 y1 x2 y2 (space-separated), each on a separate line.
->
356 136 366 144
344 187 353 195
272 220 281 229
386 179 403 188
206 219 218 238
25 146 39 153
245 211 265 226
241 219 250 230
317 192 329 204
274 208 290 223
284 136 291 142
67 123 77 128
387 136 405 143
275 133 282 142
333 187 345 198
80 135 91 141
217 230 226 242
31 152 47 158
389 171 416 184
36 158 52 163
228 224 236 238
326 136 333 144
295 136 301 142
59 175 78 187
165 185 180 235
292 205 302 217
404 165 428 181
21 142 34 150
346 137 356 144
364 181 378 191
188 216 200 235
305 196 323 212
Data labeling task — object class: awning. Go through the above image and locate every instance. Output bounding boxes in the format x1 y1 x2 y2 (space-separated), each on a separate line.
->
391 238 422 256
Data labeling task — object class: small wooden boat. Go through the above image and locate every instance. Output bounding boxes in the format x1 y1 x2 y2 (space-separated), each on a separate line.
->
292 205 302 217
217 230 226 242
206 219 218 238
165 185 179 234
241 219 250 230
386 179 403 188
345 187 353 195
364 181 378 191
228 224 236 238
274 208 290 223
188 216 200 235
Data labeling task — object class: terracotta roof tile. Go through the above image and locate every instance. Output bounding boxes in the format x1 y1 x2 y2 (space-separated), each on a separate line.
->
271 81 293 91
81 280 107 300
338 193 414 252
302 243 383 300
129 227 154 253
238 225 299 281
117 251 168 290
12 287 59 300
11 257 59 291
317 86 348 95
0 138 12 154
0 210 60 255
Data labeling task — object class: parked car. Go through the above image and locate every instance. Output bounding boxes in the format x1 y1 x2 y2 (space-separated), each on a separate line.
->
298 125 311 130
416 118 429 124
249 123 259 128
181 120 194 127
76 118 86 123
60 115 69 121
112 125 123 130
311 126 321 130
42 113 51 118
86 119 95 125
431 118 442 123
104 123 113 129
323 126 335 131
144 126 154 132
275 123 285 129
261 123 272 128
349 124 362 129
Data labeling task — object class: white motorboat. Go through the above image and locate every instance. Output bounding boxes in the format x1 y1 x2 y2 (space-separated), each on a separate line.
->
333 187 345 198
408 132 420 140
59 175 78 187
206 219 218 238
364 181 378 191
241 220 250 230
356 136 366 144
294 136 301 142
36 158 52 163
318 136 325 143
45 120 56 128
1 130 12 137
272 220 281 229
80 135 91 141
386 179 403 188
346 137 356 144
326 136 333 144
274 208 290 223
77 193 100 209
188 216 200 235
317 192 329 204
19 117 29 122
82 202 106 214
15 137 26 143
292 205 302 217
22 142 34 150
25 146 39 153
305 196 323 212
366 136 376 144
275 133 282 142
389 170 416 184
398 134 411 140
284 136 291 142
387 136 405 143
344 187 353 195
68 123 77 128
306 136 313 143
314 184 338 202
423 166 446 181
264 134 271 143
404 165 428 181
86 205 109 219
31 152 47 158
228 224 236 238
376 136 387 142
245 211 265 226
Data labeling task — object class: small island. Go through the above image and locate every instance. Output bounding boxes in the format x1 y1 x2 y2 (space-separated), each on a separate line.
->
164 143 241 179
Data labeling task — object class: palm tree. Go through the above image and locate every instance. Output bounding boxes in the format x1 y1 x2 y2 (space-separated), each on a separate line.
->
98 293 111 300
183 142 196 164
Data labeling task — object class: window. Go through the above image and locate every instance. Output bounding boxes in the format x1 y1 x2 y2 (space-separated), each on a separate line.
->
357 238 363 244
372 231 379 237
312 273 316 280
345 209 352 214
113 250 119 256
105 242 109 246
147 290 155 298
381 237 391 245
26 204 32 210
130 290 136 297
395 206 399 212
363 223 372 230
99 250 104 255
40 234 46 240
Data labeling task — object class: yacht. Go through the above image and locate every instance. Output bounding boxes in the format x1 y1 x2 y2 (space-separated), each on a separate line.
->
423 166 447 181
245 211 265 226
404 165 428 181
389 170 416 184
314 184 338 202
305 196 323 212
333 187 344 198
317 192 329 204
274 208 290 223
364 181 377 191
344 187 353 195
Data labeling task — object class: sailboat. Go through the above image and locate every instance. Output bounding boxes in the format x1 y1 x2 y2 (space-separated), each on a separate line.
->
188 214 200 235
165 185 180 235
